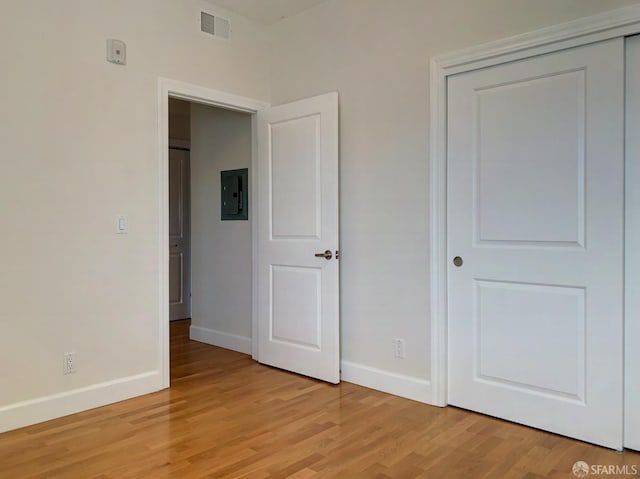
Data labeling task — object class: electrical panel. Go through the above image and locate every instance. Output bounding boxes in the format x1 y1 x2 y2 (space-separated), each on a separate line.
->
221 168 248 220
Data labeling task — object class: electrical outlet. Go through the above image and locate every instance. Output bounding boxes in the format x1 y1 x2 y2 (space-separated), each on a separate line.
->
394 338 405 359
63 352 76 375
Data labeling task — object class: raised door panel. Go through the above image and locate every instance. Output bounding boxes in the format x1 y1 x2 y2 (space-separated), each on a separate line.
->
474 70 585 246
270 115 321 240
271 266 321 350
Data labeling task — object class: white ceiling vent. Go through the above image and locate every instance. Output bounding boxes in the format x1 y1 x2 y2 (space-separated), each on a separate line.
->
201 12 230 40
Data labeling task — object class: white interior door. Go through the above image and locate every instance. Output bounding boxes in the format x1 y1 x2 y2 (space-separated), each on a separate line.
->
169 148 191 321
257 92 340 383
447 39 624 449
625 34 640 452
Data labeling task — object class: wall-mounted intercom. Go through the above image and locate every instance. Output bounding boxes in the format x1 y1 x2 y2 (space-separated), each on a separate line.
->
221 168 248 220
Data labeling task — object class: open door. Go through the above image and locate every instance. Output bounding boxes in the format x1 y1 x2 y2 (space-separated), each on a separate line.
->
257 92 340 383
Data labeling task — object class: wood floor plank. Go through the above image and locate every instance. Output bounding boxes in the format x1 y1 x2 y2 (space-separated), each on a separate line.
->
0 319 638 478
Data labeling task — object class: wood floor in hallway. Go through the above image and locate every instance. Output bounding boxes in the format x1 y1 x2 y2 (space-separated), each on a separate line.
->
0 319 638 478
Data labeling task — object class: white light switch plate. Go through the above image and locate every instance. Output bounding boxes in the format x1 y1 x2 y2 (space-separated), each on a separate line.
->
116 215 128 234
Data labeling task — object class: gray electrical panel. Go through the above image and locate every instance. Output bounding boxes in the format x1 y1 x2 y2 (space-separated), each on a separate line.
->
221 168 248 220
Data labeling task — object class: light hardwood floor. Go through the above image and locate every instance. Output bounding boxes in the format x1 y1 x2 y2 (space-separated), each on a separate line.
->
1 319 638 478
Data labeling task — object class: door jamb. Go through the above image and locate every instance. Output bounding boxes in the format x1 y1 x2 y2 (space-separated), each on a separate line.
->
429 4 640 406
157 78 269 388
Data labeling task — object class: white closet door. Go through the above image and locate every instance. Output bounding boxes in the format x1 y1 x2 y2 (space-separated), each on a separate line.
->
447 38 624 449
169 148 191 321
625 34 640 452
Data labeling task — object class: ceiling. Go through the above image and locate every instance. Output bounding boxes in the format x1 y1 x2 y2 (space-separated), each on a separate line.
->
209 0 330 25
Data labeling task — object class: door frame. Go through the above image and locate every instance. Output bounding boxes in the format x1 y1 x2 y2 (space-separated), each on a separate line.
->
429 4 640 407
157 78 269 388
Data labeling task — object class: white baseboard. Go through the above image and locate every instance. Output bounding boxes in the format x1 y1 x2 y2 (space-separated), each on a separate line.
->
340 360 434 404
190 326 252 355
0 371 162 434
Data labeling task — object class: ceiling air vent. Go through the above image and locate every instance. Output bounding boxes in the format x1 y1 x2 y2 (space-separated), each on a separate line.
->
201 12 230 40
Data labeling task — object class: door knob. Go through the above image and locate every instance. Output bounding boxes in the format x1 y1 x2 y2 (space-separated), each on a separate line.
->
314 250 333 260
453 256 463 267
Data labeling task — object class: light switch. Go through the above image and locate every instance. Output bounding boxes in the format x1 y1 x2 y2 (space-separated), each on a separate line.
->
116 215 128 234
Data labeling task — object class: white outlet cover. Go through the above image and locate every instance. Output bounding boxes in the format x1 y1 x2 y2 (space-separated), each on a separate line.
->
107 39 126 65
63 352 76 374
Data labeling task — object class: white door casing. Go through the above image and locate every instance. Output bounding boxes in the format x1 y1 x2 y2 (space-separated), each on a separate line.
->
447 39 624 449
625 34 640 452
169 148 191 321
257 92 340 383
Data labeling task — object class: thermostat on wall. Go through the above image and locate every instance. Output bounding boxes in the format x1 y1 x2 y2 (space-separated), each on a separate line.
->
106 39 126 65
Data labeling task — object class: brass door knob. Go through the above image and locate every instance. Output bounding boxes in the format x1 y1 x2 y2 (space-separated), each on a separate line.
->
453 256 463 267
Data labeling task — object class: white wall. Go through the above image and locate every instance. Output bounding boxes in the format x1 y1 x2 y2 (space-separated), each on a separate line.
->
268 0 640 395
190 104 253 353
0 0 268 432
5 0 640 433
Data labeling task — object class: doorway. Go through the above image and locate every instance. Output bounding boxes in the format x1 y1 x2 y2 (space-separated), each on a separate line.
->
158 81 267 388
167 97 255 380
168 97 191 322
187 102 254 354
168 147 190 321
158 80 341 392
